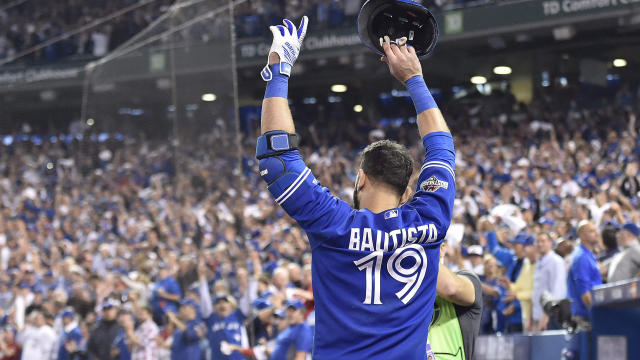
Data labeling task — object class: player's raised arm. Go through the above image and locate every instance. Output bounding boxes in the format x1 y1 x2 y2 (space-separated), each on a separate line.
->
255 16 353 244
382 36 455 240
380 36 449 138
259 17 308 135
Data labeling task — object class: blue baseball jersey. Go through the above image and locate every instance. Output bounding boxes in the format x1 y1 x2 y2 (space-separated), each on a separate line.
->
170 319 205 360
260 132 455 359
205 309 247 360
57 326 83 360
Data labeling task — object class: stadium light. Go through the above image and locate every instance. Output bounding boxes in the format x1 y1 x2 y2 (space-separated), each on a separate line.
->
493 66 512 75
353 105 363 113
86 118 95 126
470 76 487 85
331 84 348 93
613 59 627 68
202 93 217 102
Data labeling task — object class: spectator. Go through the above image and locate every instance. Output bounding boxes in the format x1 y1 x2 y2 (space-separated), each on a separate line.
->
487 230 528 333
466 245 485 276
151 264 182 325
567 221 602 325
16 310 56 360
269 299 312 360
167 299 205 360
479 256 501 334
598 225 621 264
0 327 20 360
246 298 275 348
57 308 84 360
199 273 248 360
532 232 567 331
501 234 536 332
124 305 159 360
608 223 640 282
87 299 123 360
111 311 133 360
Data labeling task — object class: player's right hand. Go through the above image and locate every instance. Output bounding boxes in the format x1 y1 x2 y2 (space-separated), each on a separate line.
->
260 16 309 81
380 35 423 83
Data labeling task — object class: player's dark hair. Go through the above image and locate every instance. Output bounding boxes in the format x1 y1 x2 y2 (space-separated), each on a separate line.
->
360 140 414 197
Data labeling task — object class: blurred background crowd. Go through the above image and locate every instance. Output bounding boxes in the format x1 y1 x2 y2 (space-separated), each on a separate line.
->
0 78 639 358
1 0 507 64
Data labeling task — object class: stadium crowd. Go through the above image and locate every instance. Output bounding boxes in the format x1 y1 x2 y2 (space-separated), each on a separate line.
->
0 0 175 63
0 79 638 359
1 0 503 64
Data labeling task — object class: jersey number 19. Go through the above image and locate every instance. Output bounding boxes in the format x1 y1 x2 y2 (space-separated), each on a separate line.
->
354 244 428 305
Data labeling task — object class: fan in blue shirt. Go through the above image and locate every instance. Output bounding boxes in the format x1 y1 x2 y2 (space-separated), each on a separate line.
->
151 264 182 322
486 231 533 332
567 221 603 319
256 19 455 360
57 309 84 360
199 276 248 360
168 299 206 360
270 300 312 360
112 312 132 360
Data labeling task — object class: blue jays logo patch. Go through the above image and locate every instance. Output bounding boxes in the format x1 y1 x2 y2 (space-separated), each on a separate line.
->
420 176 448 192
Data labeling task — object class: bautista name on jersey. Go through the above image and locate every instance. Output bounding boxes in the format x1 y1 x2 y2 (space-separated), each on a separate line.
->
257 132 456 360
348 224 438 252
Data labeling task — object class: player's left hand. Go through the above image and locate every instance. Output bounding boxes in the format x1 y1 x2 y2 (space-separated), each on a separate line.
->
380 35 422 83
260 16 309 81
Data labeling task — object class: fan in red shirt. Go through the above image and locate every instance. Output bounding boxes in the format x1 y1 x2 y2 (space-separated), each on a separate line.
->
0 327 20 360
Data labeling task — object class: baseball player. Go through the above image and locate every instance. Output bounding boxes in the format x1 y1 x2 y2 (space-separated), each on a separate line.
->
256 16 455 359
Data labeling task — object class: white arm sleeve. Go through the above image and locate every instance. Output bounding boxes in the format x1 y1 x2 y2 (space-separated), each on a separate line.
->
199 279 213 319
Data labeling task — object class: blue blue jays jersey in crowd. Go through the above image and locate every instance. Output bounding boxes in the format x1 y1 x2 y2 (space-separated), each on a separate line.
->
171 319 206 360
260 132 456 360
205 309 247 360
270 322 313 360
57 326 83 360
112 329 131 360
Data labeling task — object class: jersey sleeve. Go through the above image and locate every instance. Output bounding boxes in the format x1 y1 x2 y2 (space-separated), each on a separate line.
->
263 150 354 247
403 132 456 242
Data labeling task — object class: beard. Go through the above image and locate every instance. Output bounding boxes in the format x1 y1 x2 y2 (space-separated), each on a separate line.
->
353 172 361 210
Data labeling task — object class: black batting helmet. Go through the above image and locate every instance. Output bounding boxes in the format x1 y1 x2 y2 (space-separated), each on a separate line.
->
358 0 439 59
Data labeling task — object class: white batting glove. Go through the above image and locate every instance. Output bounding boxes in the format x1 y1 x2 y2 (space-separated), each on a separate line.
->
260 16 309 81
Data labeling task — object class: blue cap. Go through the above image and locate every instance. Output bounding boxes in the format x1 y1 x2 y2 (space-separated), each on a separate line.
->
274 309 286 318
44 270 54 277
61 308 75 318
538 218 555 226
508 233 524 244
548 195 561 205
252 298 273 311
180 298 198 308
102 299 119 310
158 262 169 269
622 223 640 237
509 233 534 246
18 282 30 289
285 299 305 310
